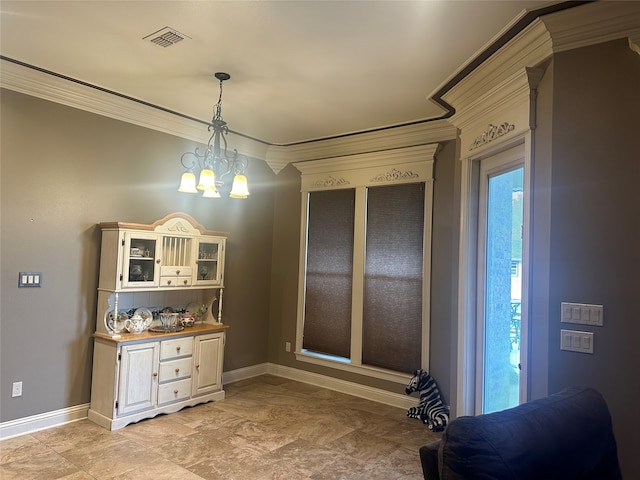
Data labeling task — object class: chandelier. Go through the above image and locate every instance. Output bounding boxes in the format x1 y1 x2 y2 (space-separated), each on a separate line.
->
178 72 250 199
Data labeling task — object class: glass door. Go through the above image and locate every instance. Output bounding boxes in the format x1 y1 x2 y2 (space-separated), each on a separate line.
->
477 151 524 414
194 238 224 286
122 232 159 288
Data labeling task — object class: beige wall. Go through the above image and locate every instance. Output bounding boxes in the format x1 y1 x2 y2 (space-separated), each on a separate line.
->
0 89 275 421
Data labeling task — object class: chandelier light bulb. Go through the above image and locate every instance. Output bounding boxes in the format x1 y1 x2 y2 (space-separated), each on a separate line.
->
229 174 250 199
196 168 216 191
178 171 198 193
202 187 221 198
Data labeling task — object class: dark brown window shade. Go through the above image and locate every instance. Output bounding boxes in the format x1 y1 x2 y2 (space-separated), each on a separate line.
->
363 183 424 373
303 189 355 358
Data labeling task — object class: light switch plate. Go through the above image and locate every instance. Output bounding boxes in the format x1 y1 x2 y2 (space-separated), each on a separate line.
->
561 302 603 326
18 272 42 288
560 329 594 354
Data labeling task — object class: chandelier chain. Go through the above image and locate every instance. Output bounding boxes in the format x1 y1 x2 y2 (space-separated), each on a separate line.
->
214 77 224 122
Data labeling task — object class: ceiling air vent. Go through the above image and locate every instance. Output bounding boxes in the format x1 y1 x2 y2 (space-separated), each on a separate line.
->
143 27 190 48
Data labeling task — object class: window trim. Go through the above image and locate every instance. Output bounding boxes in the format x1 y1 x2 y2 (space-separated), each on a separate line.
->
293 144 439 381
457 134 532 416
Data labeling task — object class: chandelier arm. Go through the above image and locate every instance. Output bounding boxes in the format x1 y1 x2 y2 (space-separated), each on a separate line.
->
206 128 217 160
195 147 209 170
232 151 248 174
180 150 201 170
221 130 236 178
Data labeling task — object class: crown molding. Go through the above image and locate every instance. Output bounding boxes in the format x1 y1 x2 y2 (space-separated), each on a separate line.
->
1 58 272 167
294 143 439 175
443 19 553 118
442 2 640 119
450 66 545 133
1 58 456 176
266 120 456 174
3 3 637 177
540 1 640 54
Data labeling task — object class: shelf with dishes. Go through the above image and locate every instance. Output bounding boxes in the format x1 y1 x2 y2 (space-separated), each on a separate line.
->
99 295 220 337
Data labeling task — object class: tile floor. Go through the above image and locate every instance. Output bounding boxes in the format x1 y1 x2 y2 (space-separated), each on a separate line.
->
0 375 440 479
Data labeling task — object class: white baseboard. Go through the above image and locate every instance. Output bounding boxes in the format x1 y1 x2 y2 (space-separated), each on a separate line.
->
222 363 270 384
0 403 90 440
225 362 416 411
2 363 416 440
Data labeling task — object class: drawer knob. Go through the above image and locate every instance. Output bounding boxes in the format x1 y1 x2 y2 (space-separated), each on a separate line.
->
152 372 158 377
176 269 180 275
174 389 179 395
176 346 181 351
175 368 180 373
167 280 172 285
195 364 200 369
156 259 161 264
183 280 188 285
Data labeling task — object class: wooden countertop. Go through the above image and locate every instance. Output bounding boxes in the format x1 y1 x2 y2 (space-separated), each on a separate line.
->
93 323 229 344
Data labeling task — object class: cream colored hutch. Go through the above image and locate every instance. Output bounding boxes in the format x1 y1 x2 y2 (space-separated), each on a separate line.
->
88 212 230 430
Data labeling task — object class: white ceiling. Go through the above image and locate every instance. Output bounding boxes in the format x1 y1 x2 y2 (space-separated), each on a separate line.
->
1 1 563 146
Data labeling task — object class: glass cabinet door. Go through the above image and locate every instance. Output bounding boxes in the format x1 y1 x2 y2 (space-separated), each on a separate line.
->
194 238 224 286
122 232 159 288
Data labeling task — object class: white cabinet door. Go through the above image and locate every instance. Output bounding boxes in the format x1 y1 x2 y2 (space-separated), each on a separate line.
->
192 333 224 396
122 232 159 289
118 342 159 415
193 237 225 287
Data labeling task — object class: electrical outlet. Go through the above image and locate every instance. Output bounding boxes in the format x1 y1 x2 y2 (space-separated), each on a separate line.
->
12 381 23 397
285 342 291 352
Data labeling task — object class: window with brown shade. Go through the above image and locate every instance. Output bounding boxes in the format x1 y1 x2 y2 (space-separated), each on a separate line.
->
301 183 425 374
294 144 437 380
363 183 424 373
303 189 355 358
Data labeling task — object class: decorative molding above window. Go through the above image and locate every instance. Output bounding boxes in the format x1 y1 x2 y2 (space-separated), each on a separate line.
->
370 168 420 183
469 123 516 151
311 176 351 189
294 144 439 192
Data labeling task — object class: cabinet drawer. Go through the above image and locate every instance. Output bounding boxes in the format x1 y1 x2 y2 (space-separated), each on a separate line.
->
157 378 191 405
159 357 192 383
160 276 192 287
160 337 193 360
160 266 193 277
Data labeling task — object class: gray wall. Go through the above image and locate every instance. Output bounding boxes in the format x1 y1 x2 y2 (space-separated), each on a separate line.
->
540 39 640 476
0 89 275 421
427 139 458 401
